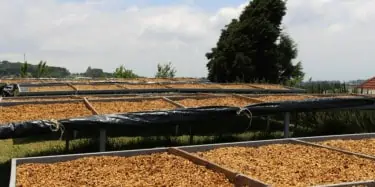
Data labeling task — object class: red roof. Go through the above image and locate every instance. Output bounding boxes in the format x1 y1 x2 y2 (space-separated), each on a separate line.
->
357 76 375 89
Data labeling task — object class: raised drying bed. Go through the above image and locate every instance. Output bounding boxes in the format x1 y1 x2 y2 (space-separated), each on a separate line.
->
320 139 375 157
88 98 181 114
0 100 95 124
241 94 367 103
17 84 76 96
169 95 260 108
17 83 123 96
10 135 375 187
216 84 259 89
1 95 82 102
253 95 317 102
136 78 201 83
297 133 375 159
165 83 221 89
1 79 44 84
74 84 125 90
26 85 74 92
84 94 141 100
250 84 288 90
135 78 175 83
121 84 169 89
17 83 306 96
83 93 209 100
11 148 242 187
311 94 363 99
178 138 375 187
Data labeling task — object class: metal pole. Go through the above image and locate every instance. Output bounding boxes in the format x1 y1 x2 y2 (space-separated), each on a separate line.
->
65 138 70 152
99 129 106 152
189 125 193 144
65 130 71 152
284 112 290 138
73 130 78 139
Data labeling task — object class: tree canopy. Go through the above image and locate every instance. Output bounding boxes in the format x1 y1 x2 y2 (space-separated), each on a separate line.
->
0 60 70 78
20 62 28 78
155 62 176 78
206 0 304 84
36 61 48 78
85 66 106 78
113 65 139 78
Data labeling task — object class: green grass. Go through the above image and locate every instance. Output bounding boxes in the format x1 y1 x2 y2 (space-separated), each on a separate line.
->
0 131 283 186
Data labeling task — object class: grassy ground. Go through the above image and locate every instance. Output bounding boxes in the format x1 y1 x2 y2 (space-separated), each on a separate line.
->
0 131 283 186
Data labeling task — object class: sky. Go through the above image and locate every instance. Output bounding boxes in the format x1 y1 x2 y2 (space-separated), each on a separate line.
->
1 0 375 81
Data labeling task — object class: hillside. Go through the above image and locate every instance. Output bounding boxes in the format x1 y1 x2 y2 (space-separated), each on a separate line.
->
0 61 70 78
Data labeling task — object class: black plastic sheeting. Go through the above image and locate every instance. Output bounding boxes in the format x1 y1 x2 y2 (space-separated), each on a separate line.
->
245 97 375 115
17 88 306 96
0 84 18 97
0 120 60 139
1 97 375 139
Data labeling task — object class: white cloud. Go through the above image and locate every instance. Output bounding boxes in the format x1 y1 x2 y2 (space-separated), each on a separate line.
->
0 0 375 81
284 0 375 80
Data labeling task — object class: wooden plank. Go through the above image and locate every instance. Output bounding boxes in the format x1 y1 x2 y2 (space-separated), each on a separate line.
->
83 97 99 115
162 97 187 108
168 148 236 180
114 83 129 89
232 94 263 103
168 148 269 186
235 174 269 187
66 83 78 91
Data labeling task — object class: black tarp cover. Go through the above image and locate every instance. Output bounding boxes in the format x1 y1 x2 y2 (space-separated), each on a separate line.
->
1 97 375 139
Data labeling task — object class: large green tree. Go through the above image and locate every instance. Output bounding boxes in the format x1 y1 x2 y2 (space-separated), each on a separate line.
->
206 0 304 83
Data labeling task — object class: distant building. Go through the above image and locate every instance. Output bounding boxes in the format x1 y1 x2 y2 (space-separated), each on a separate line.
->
356 77 375 94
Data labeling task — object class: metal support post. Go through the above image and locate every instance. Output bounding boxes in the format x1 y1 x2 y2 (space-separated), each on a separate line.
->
99 129 106 152
266 116 270 132
284 112 290 138
65 137 70 152
73 130 78 139
189 125 193 144
175 125 179 136
65 130 72 152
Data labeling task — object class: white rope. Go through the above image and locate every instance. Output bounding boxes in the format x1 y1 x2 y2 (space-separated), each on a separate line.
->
237 107 253 132
49 119 65 140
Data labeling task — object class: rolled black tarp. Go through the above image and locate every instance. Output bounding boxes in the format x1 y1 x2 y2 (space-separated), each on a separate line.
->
1 97 375 139
244 97 375 115
0 84 18 97
0 120 59 139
